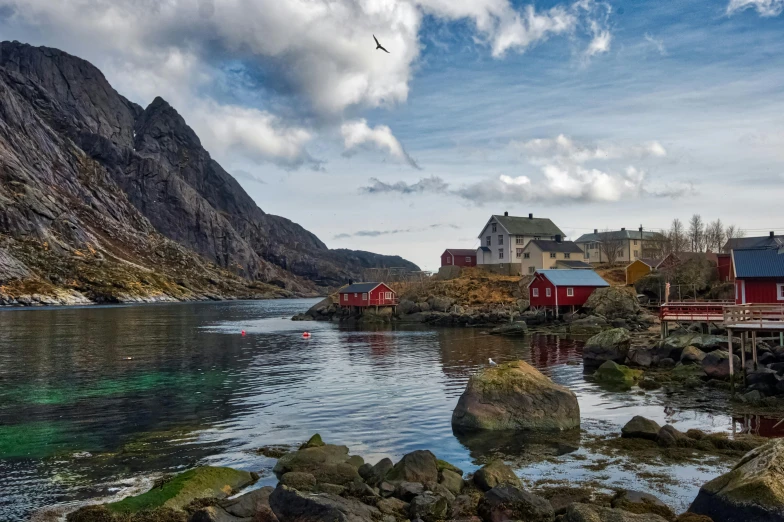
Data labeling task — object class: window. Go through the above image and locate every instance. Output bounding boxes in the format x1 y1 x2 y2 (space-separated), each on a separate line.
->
564 253 571 259
516 248 523 258
618 249 624 257
343 293 348 301
498 234 503 245
492 223 497 232
532 288 539 297
516 236 524 244
778 284 784 301
465 256 471 262
354 293 358 297
567 287 574 297
528 266 535 274
534 236 541 240
486 236 491 246
362 293 368 300
550 252 556 258
585 251 590 259
523 252 530 259
634 240 638 245
633 250 638 258
385 292 392 299
446 256 452 263
499 248 504 259
546 288 551 297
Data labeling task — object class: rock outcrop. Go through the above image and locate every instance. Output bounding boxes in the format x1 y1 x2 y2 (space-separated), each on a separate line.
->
451 360 580 432
0 41 418 304
583 287 641 320
583 328 632 367
690 438 784 521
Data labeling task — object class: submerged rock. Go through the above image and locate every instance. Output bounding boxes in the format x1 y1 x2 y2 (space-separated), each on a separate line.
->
451 360 580 432
583 328 631 367
592 360 642 386
473 461 522 492
489 321 528 336
621 416 661 441
690 439 784 522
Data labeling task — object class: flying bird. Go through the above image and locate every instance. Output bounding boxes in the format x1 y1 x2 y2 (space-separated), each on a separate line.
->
488 358 498 367
373 35 390 54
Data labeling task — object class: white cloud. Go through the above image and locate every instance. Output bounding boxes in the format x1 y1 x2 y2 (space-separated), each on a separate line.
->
515 134 667 163
342 119 420 169
727 0 784 16
585 22 611 57
644 33 667 56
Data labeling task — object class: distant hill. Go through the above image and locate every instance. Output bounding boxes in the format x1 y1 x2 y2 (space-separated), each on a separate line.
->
0 41 418 304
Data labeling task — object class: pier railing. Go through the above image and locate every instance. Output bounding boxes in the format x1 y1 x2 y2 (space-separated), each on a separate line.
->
659 301 733 322
723 304 784 329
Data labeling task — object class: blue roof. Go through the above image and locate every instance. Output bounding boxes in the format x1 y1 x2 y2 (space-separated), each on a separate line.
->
534 269 610 287
733 248 784 278
339 282 386 293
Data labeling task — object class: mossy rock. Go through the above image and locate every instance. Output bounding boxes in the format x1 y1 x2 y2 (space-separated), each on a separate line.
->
437 459 464 476
67 506 187 522
107 466 255 513
592 361 643 386
299 433 325 449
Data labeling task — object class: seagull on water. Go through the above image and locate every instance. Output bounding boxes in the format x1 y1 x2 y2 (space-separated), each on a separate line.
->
373 35 390 53
488 358 498 367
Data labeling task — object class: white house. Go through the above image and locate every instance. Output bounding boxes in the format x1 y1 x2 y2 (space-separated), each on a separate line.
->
477 212 565 271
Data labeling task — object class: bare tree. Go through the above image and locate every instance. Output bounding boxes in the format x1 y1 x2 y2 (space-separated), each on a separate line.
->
724 225 745 252
668 219 687 255
688 214 705 252
705 219 725 253
642 231 669 259
598 229 626 265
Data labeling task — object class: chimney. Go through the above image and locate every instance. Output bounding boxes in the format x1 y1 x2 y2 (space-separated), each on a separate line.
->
529 213 533 219
771 231 775 238
504 211 508 216
621 227 626 231
594 229 598 234
555 234 562 243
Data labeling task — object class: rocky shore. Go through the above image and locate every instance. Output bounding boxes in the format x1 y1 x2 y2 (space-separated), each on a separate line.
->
65 429 784 522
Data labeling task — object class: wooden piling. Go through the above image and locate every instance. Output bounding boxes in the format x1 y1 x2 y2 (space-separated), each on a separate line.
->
752 331 758 371
728 328 734 394
740 331 746 387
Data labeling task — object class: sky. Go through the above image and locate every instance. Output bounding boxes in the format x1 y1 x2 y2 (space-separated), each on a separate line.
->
1 0 784 271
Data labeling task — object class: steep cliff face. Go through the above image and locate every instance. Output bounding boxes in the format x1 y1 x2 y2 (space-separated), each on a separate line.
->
0 41 418 303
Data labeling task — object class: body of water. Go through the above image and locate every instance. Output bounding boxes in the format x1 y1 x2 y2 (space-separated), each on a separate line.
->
0 299 764 520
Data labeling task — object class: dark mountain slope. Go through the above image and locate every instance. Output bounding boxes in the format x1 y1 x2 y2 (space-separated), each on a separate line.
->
0 41 417 304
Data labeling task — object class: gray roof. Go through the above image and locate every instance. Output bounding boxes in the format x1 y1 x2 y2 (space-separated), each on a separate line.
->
339 282 386 293
639 257 663 268
575 230 662 243
444 249 477 256
528 239 583 254
534 269 610 287
733 248 784 278
724 235 784 251
555 260 593 269
482 215 564 238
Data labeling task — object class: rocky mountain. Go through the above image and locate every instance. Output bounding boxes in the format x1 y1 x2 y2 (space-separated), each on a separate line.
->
0 41 418 305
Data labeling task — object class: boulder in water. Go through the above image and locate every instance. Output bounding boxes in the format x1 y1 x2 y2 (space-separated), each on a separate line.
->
689 439 784 522
621 416 661 441
583 328 631 367
451 360 580 432
473 460 522 492
592 360 642 386
489 321 528 336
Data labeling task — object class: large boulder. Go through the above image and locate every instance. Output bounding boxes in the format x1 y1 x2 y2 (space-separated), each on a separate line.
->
274 444 361 486
681 346 708 365
689 439 784 522
386 450 439 484
583 287 641 321
397 299 419 315
439 469 464 496
583 328 631 367
621 416 661 441
364 458 393 487
592 360 642 387
627 346 655 368
106 466 257 513
563 504 669 521
489 321 528 336
569 315 609 335
269 485 380 522
409 492 449 522
478 485 554 522
702 351 740 380
473 461 522 492
611 489 675 520
658 425 694 448
190 487 277 522
430 296 456 312
451 360 580 432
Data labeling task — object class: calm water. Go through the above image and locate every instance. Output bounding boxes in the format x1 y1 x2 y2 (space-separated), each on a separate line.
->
0 299 762 520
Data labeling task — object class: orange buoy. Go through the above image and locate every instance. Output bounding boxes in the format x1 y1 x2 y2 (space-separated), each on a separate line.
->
302 332 311 339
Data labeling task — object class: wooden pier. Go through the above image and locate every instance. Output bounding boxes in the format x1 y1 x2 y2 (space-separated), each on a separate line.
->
724 305 784 385
659 301 733 338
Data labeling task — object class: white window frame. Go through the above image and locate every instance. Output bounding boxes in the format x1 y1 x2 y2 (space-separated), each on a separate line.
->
516 249 523 258
778 283 784 301
550 253 556 259
486 236 491 246
447 256 452 264
567 287 574 297
523 252 530 259
362 293 368 300
498 234 504 245
384 292 392 300
516 236 524 244
499 248 504 259
343 293 348 301
465 256 471 262
564 253 571 259
546 288 551 297
532 288 539 297
492 223 497 232
528 266 535 274
354 293 358 297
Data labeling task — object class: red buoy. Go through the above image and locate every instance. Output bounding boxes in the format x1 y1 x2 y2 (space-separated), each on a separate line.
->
241 330 246 336
302 332 311 339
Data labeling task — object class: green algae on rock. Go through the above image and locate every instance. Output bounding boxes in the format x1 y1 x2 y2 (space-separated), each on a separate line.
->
451 360 580 432
591 361 643 387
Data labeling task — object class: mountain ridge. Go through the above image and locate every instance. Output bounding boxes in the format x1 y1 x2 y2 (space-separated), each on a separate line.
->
0 40 418 305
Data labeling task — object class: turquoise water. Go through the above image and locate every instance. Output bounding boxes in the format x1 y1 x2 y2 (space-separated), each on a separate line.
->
0 299 752 520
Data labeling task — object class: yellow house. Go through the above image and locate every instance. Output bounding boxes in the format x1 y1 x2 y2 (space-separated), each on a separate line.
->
520 240 591 275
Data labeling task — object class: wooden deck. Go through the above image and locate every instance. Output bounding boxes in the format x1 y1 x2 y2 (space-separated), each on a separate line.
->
724 304 784 331
659 301 732 323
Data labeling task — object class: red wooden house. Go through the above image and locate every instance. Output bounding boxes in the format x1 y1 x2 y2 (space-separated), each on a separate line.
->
441 249 477 267
528 269 610 314
732 247 784 304
337 282 398 310
717 253 733 283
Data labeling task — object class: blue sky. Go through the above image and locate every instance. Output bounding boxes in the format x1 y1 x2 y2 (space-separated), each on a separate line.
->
1 0 783 270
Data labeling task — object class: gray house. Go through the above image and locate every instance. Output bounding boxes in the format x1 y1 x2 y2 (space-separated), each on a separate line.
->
477 212 565 273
